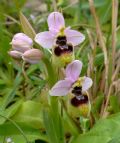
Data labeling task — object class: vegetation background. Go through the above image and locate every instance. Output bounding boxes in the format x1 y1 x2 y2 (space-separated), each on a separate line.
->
0 0 120 143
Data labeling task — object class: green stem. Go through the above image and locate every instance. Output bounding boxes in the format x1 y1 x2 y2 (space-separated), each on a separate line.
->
42 57 57 87
60 99 81 136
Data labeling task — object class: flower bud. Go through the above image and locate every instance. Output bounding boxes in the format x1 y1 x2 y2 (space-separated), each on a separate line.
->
8 50 22 59
11 33 33 53
22 49 43 64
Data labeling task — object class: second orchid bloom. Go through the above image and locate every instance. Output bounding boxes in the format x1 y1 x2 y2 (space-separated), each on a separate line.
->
50 60 93 117
35 12 85 67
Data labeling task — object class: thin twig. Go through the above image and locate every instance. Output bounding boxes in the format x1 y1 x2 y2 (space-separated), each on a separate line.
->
102 62 120 117
88 0 109 95
22 61 29 82
71 23 95 29
52 0 57 11
62 1 79 11
111 0 119 73
86 29 97 97
4 14 20 25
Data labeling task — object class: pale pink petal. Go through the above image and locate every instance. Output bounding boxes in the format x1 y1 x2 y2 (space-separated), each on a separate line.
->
82 77 93 92
12 33 33 45
22 49 43 64
47 12 65 31
11 33 33 53
35 31 55 49
49 79 72 96
65 29 85 46
65 60 82 82
9 50 22 59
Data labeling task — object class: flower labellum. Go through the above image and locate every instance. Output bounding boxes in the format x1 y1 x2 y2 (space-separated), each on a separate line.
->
22 49 43 64
11 33 33 53
52 35 74 67
50 60 92 117
8 50 22 59
35 12 85 67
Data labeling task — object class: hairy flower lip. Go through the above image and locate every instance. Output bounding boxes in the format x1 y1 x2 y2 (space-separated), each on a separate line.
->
54 44 73 56
71 94 88 107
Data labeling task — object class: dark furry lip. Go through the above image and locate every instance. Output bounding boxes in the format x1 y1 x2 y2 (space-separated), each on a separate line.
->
56 36 67 46
72 86 82 96
54 44 73 56
71 95 88 107
71 86 88 107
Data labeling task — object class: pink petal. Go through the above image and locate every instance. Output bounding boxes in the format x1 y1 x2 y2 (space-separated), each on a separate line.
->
65 29 85 46
82 77 93 92
22 49 43 64
11 33 33 53
12 33 33 45
47 12 65 31
35 31 55 49
65 60 82 82
9 50 22 59
49 79 72 96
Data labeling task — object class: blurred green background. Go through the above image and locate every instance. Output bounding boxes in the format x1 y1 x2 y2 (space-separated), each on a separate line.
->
0 0 120 143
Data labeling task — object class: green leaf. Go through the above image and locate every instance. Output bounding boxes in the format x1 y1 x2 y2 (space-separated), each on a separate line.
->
92 92 104 120
13 0 26 9
0 100 22 124
72 113 120 143
108 137 120 143
43 100 65 143
0 122 48 142
20 12 36 39
72 134 110 143
110 96 120 113
94 53 104 67
12 101 43 129
43 109 59 143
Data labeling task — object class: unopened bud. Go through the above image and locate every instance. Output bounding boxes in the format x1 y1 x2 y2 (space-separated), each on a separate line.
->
10 33 33 53
22 49 43 64
8 50 22 59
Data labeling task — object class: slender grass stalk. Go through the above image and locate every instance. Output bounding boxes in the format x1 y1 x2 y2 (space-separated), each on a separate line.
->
3 14 20 25
102 62 120 117
88 0 109 95
101 0 119 117
71 23 95 29
86 29 97 97
22 61 29 82
62 1 79 11
52 0 57 11
111 0 118 73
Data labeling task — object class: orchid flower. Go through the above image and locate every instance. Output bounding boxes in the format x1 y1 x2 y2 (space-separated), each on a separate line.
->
35 12 85 49
50 60 92 97
35 12 85 67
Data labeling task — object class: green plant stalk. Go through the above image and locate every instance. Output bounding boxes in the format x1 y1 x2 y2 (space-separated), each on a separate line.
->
42 56 65 142
42 57 57 87
50 96 65 143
